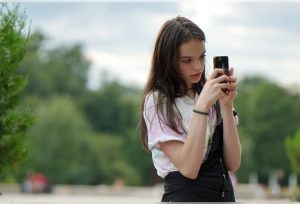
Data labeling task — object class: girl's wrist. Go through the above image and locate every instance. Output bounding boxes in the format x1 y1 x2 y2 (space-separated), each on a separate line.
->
195 102 210 112
220 104 233 113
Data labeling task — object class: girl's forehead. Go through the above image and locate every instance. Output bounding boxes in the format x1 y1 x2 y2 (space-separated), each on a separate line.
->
179 39 206 56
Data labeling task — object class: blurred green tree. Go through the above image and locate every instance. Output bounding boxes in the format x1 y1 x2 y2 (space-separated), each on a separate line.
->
82 81 140 134
82 81 154 185
17 31 90 98
21 96 149 185
286 129 300 173
0 3 34 180
286 129 300 201
235 76 300 184
11 19 159 186
25 96 94 184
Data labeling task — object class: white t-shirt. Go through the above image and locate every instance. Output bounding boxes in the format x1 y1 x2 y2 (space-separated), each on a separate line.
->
143 91 218 178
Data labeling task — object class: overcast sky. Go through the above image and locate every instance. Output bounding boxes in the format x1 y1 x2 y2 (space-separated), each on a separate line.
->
21 1 300 89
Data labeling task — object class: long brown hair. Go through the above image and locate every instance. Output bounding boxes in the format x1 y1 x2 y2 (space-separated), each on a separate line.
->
140 16 219 150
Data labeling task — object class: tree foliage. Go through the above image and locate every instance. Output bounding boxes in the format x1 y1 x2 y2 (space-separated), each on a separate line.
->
17 31 90 98
0 3 33 178
82 82 140 134
286 129 300 174
19 95 152 185
235 76 300 183
11 29 155 186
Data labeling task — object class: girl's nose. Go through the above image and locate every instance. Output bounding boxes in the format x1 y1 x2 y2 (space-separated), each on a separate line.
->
194 60 203 70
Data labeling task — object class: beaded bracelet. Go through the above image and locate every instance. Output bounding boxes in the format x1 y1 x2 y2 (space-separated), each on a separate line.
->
193 109 209 116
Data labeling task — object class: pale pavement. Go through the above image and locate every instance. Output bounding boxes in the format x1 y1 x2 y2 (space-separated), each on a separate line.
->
0 183 292 203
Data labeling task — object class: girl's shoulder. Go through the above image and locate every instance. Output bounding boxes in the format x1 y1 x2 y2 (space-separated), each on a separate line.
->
145 91 194 109
144 91 166 108
144 91 158 108
145 91 158 101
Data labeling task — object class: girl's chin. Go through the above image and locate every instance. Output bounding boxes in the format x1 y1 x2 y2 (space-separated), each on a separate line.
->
189 78 201 84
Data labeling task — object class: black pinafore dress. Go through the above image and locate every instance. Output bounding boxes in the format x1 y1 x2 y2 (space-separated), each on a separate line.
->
161 122 235 202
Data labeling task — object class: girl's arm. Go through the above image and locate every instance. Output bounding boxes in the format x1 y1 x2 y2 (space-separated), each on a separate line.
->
159 69 229 179
219 68 241 171
159 106 209 179
221 104 242 172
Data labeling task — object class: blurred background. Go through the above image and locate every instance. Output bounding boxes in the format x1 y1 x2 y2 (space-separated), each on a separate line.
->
0 1 300 202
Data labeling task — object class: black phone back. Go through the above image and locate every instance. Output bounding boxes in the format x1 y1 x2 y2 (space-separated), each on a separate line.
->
213 56 229 75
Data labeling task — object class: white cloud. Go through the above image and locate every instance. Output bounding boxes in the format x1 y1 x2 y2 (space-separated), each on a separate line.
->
22 2 300 89
23 3 179 89
179 1 234 29
86 49 151 89
180 2 300 87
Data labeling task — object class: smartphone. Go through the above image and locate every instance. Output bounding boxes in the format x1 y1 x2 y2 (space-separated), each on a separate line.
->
213 56 229 93
213 56 229 76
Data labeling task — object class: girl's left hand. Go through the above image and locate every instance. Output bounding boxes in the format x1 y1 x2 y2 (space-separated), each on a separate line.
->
219 67 238 108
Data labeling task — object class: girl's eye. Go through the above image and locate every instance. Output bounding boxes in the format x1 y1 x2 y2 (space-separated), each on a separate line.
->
200 54 207 59
182 59 191 63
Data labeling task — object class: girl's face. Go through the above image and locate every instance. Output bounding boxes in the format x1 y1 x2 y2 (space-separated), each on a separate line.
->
178 39 206 89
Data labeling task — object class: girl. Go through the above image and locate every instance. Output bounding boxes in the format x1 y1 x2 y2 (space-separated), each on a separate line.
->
141 16 241 202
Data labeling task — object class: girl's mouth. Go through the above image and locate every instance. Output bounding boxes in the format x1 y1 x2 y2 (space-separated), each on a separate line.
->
191 73 201 78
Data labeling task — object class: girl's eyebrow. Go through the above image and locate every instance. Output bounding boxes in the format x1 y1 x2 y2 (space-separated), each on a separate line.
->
179 50 206 58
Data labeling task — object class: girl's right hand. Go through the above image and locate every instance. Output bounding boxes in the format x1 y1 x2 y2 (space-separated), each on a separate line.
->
195 69 229 111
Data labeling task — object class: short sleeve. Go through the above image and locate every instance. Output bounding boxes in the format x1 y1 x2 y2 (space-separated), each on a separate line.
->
143 92 186 150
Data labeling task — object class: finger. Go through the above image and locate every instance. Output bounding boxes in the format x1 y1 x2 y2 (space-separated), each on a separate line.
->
227 87 237 92
217 83 229 90
227 76 237 83
227 82 238 90
229 67 234 76
214 75 228 84
209 68 224 80
226 90 237 97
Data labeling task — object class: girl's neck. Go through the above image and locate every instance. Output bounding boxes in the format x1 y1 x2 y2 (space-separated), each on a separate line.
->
187 88 195 98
